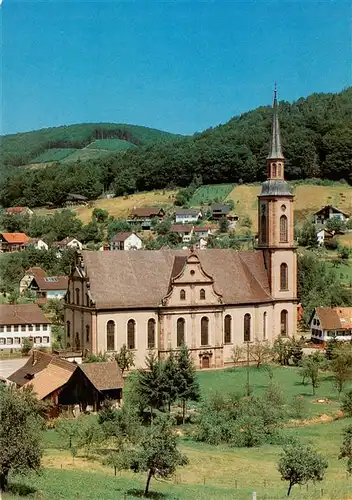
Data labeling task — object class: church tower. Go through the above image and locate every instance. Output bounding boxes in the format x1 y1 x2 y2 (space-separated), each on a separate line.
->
257 87 297 335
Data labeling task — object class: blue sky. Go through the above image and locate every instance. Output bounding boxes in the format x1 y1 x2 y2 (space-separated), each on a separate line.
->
1 1 351 135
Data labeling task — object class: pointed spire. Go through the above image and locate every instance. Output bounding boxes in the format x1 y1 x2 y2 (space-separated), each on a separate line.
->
267 84 284 159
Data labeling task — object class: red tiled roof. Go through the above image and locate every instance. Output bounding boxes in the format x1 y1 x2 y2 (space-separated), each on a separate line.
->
171 225 193 233
1 233 30 244
111 232 135 242
6 207 28 214
315 307 352 330
0 304 51 326
131 207 164 217
33 275 69 291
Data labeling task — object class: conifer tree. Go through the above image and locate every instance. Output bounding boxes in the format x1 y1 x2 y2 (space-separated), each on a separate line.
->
176 344 200 424
163 350 179 411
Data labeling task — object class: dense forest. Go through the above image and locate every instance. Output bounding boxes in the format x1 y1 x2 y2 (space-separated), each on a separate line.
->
0 89 351 208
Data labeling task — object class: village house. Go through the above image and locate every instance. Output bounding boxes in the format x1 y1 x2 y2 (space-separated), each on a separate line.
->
210 203 230 220
316 229 334 246
25 237 49 251
128 206 165 230
310 307 352 343
65 193 88 206
110 232 143 251
0 304 52 351
0 232 30 252
175 208 203 224
64 90 297 370
5 206 33 216
20 267 68 302
314 205 350 225
171 224 194 243
8 350 124 417
192 226 213 239
52 236 83 251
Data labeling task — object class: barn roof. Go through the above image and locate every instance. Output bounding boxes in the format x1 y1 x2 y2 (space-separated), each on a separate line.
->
1 232 30 244
315 307 352 331
0 304 51 327
79 362 124 391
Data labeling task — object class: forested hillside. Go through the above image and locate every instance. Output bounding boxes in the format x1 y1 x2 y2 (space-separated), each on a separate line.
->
0 89 351 208
0 123 181 167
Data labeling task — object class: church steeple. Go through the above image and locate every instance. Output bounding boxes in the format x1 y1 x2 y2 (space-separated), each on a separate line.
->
267 85 284 180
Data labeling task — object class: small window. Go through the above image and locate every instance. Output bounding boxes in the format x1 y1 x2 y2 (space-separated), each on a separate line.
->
21 325 26 332
28 325 33 332
201 317 209 346
224 315 231 343
272 163 277 177
0 338 5 345
14 325 19 332
75 287 80 305
66 321 71 338
244 314 251 342
263 312 267 340
86 325 90 342
147 319 156 349
200 289 205 300
34 337 42 344
42 337 49 344
66 290 71 303
6 338 13 345
43 325 47 331
14 337 20 344
180 289 186 300
127 319 136 349
35 324 41 331
0 326 4 333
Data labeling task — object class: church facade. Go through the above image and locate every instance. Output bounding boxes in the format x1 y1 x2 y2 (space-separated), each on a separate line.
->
64 91 297 369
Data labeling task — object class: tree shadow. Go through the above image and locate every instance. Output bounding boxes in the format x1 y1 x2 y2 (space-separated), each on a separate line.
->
9 483 37 496
126 488 167 499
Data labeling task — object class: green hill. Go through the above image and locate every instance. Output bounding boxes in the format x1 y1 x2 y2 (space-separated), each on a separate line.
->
0 88 351 208
0 123 182 167
86 138 137 152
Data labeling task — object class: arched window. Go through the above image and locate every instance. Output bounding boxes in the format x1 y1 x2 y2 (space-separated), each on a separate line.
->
75 288 80 305
66 320 71 339
280 215 288 243
201 316 209 346
147 319 156 349
280 263 288 290
127 319 136 349
224 315 232 344
180 289 186 301
200 289 205 300
177 318 185 347
86 325 90 342
244 313 251 342
281 310 288 336
106 320 115 351
263 312 267 340
66 290 71 304
272 163 277 177
260 204 267 244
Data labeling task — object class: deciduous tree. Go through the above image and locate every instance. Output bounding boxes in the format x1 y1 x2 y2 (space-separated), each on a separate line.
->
339 425 352 475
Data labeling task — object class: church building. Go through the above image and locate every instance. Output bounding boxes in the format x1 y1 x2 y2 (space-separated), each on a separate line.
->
64 90 297 369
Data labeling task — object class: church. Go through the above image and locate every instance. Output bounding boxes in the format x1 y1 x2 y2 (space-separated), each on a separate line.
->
64 90 297 369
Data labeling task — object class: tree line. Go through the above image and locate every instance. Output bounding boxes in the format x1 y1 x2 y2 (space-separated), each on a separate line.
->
1 89 351 208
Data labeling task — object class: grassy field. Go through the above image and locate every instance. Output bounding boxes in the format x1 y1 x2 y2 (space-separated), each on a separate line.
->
60 148 113 163
30 148 78 164
86 138 136 151
190 184 235 206
73 190 176 224
225 183 352 230
5 366 352 499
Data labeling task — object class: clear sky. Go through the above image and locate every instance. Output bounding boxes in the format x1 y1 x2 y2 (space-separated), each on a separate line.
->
1 0 351 136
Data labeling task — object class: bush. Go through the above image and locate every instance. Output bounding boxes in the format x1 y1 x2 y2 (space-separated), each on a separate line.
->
290 396 309 420
341 390 352 417
324 238 339 250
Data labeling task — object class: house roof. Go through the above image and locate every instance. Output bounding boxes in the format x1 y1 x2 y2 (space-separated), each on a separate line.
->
5 207 31 214
26 267 48 278
193 226 212 232
79 362 124 391
1 233 30 244
171 225 193 233
66 193 88 201
131 207 164 217
314 205 349 217
175 209 201 216
8 350 75 387
32 275 69 291
211 204 230 214
315 307 352 330
111 232 139 242
26 238 47 245
21 362 74 399
0 304 51 327
53 237 80 247
81 249 272 309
